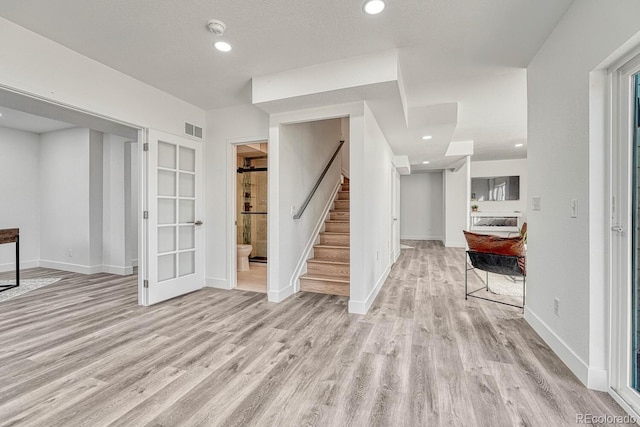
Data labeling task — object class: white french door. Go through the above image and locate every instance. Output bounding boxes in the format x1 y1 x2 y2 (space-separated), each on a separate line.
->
611 54 640 416
144 129 204 305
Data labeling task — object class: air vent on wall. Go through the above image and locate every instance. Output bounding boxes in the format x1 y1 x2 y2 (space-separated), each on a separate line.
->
184 122 203 139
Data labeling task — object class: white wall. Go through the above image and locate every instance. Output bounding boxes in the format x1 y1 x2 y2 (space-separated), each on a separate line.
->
129 143 138 267
103 133 133 275
89 130 103 269
400 172 444 241
0 17 204 136
279 119 344 290
444 158 470 247
470 159 527 220
204 104 269 289
349 102 395 313
0 126 40 270
527 0 640 390
39 128 97 272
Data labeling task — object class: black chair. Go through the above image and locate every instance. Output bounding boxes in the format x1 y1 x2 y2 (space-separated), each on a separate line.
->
464 250 525 310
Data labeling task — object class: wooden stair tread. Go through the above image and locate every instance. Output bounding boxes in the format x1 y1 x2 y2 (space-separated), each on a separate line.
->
321 231 349 235
325 220 349 223
307 259 349 265
300 273 349 283
314 244 349 249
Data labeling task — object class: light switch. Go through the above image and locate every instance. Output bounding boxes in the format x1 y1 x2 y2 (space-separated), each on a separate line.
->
570 199 578 218
532 196 541 211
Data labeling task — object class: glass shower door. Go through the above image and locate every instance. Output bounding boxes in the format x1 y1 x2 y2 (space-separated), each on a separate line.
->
239 164 268 262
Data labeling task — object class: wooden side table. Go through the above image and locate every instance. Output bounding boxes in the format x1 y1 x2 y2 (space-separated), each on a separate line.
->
0 228 19 293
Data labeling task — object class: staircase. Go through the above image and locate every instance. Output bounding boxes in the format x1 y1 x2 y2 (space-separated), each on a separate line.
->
299 178 350 296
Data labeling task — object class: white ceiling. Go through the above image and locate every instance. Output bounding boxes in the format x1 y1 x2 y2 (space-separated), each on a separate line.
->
0 0 574 168
0 106 74 134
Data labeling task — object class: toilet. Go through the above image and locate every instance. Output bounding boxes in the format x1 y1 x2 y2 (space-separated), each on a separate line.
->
237 244 253 271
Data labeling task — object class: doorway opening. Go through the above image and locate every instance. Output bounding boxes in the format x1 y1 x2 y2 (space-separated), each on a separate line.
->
0 95 141 303
235 142 268 293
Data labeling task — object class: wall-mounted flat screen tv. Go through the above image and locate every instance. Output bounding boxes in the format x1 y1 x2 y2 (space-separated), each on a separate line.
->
471 176 520 201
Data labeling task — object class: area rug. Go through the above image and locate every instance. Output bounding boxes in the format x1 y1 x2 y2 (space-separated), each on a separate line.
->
0 278 62 302
476 272 523 297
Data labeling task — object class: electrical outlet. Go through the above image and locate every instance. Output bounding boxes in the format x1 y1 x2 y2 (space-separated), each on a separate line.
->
554 298 560 316
68 249 73 258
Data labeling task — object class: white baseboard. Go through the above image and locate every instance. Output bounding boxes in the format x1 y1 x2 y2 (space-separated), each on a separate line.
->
445 239 466 248
103 265 134 276
39 260 103 275
0 259 39 272
205 277 232 290
349 263 391 314
588 367 608 391
524 306 603 389
401 235 443 241
268 284 294 303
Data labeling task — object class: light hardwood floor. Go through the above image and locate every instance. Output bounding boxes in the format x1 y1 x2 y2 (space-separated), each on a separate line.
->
0 241 632 426
236 262 267 293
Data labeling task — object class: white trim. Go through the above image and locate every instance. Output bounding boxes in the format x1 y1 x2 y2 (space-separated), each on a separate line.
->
609 388 640 422
268 284 294 303
289 179 342 293
348 262 391 314
205 276 233 290
525 306 591 388
0 260 39 272
588 368 608 391
39 260 103 275
131 259 138 267
103 265 134 276
400 235 443 241
445 239 466 248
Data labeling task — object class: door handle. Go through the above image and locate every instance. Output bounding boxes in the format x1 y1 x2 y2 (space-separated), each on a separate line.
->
194 220 203 226
611 225 624 233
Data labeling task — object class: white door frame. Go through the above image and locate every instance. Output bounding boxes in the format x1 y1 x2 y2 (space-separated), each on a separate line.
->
609 51 640 418
226 137 269 292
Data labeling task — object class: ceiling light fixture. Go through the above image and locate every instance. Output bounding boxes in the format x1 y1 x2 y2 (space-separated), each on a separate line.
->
422 135 432 140
515 143 524 147
363 0 386 15
422 161 430 164
214 41 232 52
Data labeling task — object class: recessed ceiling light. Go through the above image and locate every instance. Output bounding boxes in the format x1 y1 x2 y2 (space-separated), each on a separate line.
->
515 143 524 147
0 113 3 117
422 161 430 164
214 41 232 52
363 0 385 15
422 135 432 140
